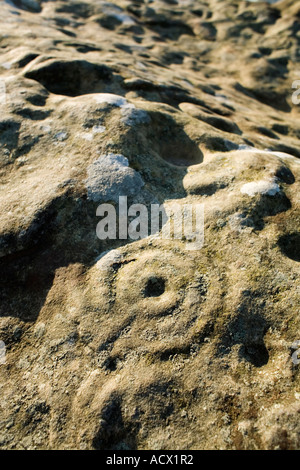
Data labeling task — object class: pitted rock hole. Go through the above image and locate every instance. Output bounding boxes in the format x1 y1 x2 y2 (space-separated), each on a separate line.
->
144 276 166 298
278 233 300 262
25 60 114 97
145 112 203 166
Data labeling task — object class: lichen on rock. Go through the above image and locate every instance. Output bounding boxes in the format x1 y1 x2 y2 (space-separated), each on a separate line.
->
0 0 299 451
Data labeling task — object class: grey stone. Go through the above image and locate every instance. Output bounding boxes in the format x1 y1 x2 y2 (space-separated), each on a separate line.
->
85 153 145 202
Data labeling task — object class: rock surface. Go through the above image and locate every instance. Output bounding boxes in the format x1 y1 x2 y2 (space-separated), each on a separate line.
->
0 0 300 450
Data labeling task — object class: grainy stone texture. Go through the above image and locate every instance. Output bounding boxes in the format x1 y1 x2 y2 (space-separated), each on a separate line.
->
86 153 145 202
0 0 299 450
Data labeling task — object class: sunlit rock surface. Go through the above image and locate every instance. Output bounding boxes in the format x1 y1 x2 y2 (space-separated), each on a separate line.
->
0 0 299 450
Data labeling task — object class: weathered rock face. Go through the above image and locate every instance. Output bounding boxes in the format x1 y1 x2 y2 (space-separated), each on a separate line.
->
0 0 300 450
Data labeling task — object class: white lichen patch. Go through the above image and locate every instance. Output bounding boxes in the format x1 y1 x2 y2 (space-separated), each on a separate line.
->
95 249 123 271
101 4 136 25
80 132 94 141
92 124 106 134
235 146 300 166
93 93 135 109
120 107 150 126
264 149 300 165
1 62 11 70
85 153 144 202
240 179 280 197
228 212 255 232
40 124 51 134
80 125 106 141
54 131 68 142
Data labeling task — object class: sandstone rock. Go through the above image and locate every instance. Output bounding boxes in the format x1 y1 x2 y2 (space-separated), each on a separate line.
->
0 0 299 451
